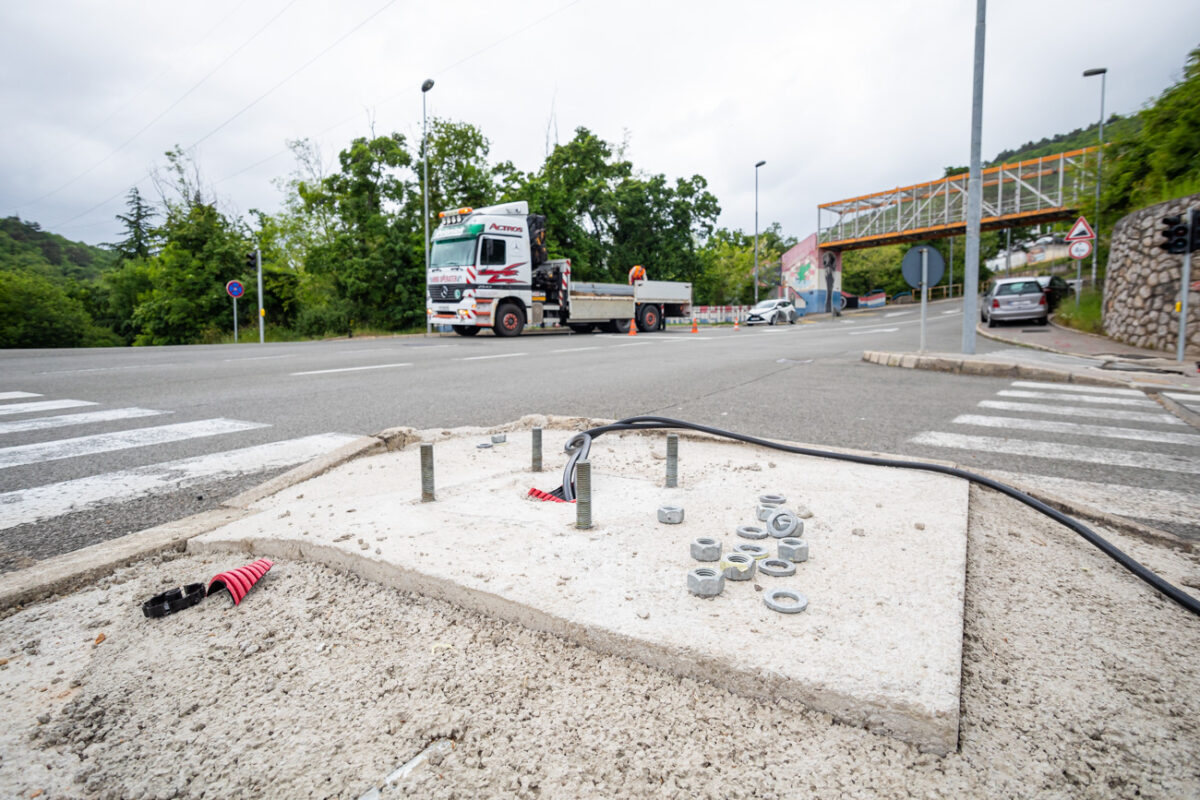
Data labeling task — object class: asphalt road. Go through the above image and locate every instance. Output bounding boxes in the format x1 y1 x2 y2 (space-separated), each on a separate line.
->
2 297 1197 570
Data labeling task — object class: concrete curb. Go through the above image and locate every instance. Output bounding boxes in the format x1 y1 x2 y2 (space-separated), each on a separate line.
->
975 323 1071 356
860 350 1131 387
223 435 386 509
1153 392 1200 430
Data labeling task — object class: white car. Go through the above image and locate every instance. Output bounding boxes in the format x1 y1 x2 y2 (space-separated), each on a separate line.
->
744 299 798 326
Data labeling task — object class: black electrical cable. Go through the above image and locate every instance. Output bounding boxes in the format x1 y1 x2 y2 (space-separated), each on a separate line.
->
557 415 1200 618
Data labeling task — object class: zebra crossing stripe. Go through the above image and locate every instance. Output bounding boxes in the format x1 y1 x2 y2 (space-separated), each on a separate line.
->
997 390 1157 408
977 399 1184 425
1009 380 1145 397
0 399 96 416
951 414 1200 446
0 418 269 470
0 392 42 401
0 407 167 435
0 433 358 531
909 431 1200 474
984 470 1200 529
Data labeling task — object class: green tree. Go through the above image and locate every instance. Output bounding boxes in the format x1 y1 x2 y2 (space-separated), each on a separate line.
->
0 270 93 347
111 187 156 261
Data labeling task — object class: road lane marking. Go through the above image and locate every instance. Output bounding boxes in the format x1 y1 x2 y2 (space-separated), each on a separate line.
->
0 418 270 469
0 433 358 530
984 470 1200 528
0 392 41 401
951 414 1200 446
0 399 96 417
551 346 601 353
456 353 527 361
292 363 413 375
847 327 899 336
909 431 1200 474
1010 380 1144 397
0 408 168 435
223 354 294 362
977 399 1183 425
996 390 1157 408
884 311 913 317
942 309 961 315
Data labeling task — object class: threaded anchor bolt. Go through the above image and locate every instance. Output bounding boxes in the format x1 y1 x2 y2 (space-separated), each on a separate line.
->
420 442 435 502
532 427 543 472
576 459 593 529
665 433 679 488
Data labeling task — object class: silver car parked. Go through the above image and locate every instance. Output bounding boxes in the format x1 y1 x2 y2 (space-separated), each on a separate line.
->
981 277 1049 327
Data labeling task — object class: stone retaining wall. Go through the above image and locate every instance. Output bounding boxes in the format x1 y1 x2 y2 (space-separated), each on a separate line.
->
1103 193 1200 353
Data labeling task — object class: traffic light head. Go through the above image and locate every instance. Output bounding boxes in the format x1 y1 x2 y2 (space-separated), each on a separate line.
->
1161 215 1189 255
245 251 257 269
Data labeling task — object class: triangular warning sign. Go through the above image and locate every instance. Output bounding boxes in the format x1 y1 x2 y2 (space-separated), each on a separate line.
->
1065 216 1096 241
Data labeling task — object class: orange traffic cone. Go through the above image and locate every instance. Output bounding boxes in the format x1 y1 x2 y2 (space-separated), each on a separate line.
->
628 319 638 336
733 317 739 331
690 318 699 333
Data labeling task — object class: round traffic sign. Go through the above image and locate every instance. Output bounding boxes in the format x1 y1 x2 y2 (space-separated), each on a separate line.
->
226 280 245 298
1068 240 1093 260
901 245 945 289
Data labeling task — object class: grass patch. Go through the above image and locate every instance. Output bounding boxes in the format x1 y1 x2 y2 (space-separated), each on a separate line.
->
1053 288 1104 335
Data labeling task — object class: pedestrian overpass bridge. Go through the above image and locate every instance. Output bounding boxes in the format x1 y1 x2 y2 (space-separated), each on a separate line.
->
817 147 1100 251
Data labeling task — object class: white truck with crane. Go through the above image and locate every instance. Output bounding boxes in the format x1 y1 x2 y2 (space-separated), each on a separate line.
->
426 201 692 337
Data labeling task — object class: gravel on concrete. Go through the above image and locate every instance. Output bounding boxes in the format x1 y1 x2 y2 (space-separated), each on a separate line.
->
1 485 1198 799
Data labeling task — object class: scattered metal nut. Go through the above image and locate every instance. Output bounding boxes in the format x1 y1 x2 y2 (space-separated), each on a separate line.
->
765 508 802 539
491 433 507 444
778 537 809 563
657 506 685 524
736 525 767 540
687 567 725 597
476 443 493 449
720 553 756 580
690 537 721 561
755 502 780 521
759 493 786 505
734 542 769 560
758 558 796 577
764 588 808 614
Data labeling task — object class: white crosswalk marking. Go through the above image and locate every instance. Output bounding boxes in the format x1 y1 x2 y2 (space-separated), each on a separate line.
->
951 414 1200 446
1009 380 1145 397
996 389 1157 407
0 433 359 530
984 470 1200 528
0 407 167 435
1165 392 1200 414
977 399 1183 425
0 419 269 469
910 432 1200 474
0 392 42 401
0 399 96 416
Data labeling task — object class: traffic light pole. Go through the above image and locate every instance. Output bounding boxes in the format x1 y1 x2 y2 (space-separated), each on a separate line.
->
1179 209 1195 363
256 248 264 344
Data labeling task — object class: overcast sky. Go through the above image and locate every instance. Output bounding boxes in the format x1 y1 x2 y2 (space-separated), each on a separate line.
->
2 0 1197 247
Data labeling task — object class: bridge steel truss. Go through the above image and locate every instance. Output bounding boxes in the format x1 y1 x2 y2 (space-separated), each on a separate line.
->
817 147 1100 251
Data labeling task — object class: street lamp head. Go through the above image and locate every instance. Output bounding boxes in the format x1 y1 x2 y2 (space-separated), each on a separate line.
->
1082 68 1107 77
755 160 766 168
421 78 435 92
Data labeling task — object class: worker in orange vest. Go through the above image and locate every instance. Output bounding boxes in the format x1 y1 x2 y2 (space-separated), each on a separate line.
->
628 264 647 284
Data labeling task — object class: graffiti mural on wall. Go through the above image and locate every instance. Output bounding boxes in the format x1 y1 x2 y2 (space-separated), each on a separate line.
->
781 234 841 315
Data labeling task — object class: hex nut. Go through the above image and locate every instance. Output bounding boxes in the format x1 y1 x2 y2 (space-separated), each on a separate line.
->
476 442 493 449
690 537 721 562
764 588 809 614
766 508 802 539
736 525 768 540
734 542 769 560
491 433 507 444
759 493 786 505
657 506 685 524
758 558 796 577
778 538 809 563
720 553 756 581
687 567 725 597
755 502 780 522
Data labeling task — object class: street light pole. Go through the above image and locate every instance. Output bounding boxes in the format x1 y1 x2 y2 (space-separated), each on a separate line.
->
422 78 434 335
1084 67 1107 293
962 0 986 355
754 160 765 304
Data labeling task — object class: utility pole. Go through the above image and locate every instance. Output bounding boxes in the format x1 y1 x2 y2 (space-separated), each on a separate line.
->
1084 67 1107 292
754 160 766 304
255 248 264 344
422 78 435 335
962 0 986 355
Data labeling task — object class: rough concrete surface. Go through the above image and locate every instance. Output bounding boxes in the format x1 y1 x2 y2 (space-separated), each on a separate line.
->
1 484 1198 799
187 424 968 753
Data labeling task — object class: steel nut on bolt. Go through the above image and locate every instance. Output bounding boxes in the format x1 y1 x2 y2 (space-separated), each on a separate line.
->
721 553 756 581
755 502 780 522
687 567 725 598
690 537 721 562
778 537 809 563
734 542 770 561
766 508 802 539
657 506 685 524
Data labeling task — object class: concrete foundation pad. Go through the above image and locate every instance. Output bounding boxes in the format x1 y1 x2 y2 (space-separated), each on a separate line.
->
190 422 969 753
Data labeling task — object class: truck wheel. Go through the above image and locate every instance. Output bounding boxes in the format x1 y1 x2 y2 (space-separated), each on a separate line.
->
494 303 525 337
602 319 630 334
568 324 595 334
452 325 480 337
636 305 659 332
